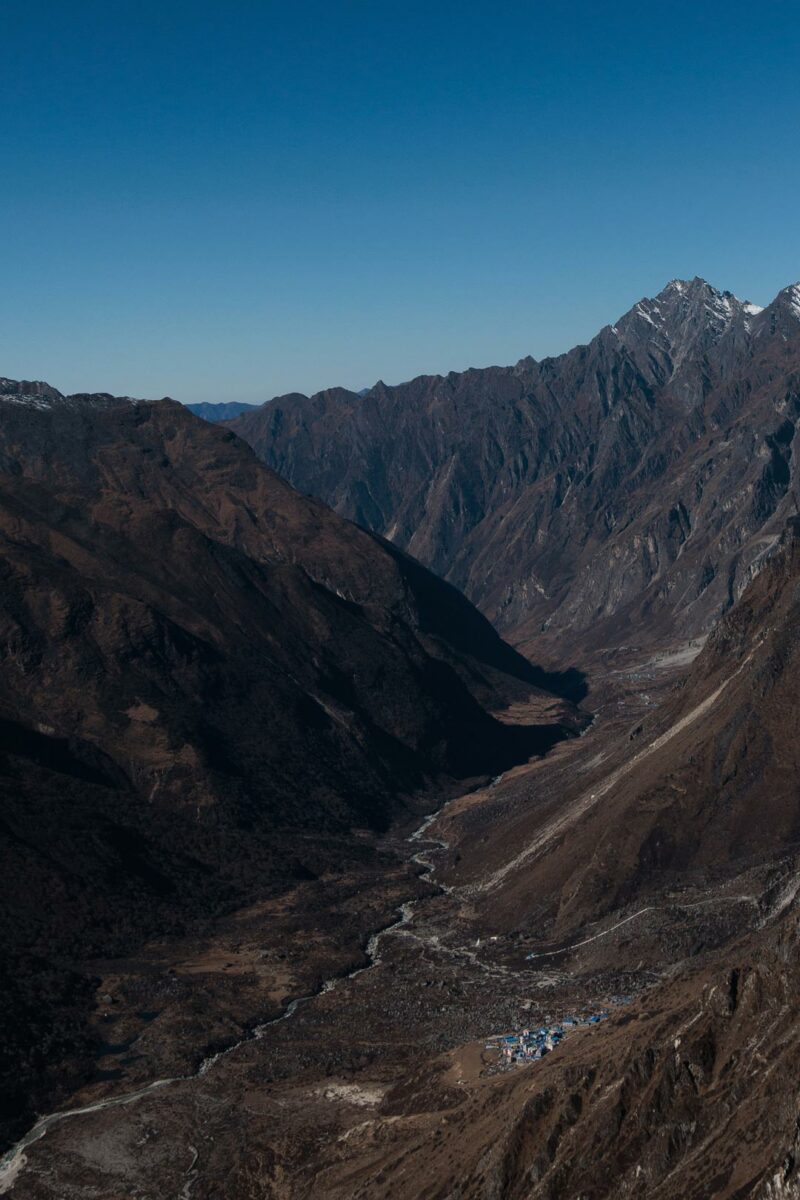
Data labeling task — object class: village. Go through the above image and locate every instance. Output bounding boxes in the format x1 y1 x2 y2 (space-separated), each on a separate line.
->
487 998 631 1070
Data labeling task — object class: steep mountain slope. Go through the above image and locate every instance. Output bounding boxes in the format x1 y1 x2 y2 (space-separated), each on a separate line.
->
228 279 800 659
311 910 800 1200
0 381 573 1149
440 513 800 948
4 378 800 1198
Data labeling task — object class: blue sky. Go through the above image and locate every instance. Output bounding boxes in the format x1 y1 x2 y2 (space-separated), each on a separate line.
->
1 0 799 403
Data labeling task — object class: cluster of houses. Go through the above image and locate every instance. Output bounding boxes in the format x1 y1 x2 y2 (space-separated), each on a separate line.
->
489 1009 611 1068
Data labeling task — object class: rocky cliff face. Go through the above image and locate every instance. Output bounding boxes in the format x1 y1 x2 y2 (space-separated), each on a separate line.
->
0 384 571 1148
228 279 800 659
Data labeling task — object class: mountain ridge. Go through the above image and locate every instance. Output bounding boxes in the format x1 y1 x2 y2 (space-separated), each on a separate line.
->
226 277 800 663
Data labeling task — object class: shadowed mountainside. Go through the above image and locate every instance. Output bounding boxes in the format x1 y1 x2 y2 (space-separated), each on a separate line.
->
7 318 800 1196
0 383 576 1149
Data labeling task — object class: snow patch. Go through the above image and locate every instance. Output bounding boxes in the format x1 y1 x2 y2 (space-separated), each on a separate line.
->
0 394 58 410
0 387 140 412
786 283 800 319
633 302 657 326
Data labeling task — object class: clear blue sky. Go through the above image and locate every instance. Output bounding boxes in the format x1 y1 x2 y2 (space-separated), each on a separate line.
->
1 0 799 403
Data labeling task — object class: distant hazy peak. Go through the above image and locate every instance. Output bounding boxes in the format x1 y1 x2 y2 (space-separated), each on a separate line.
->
185 400 262 422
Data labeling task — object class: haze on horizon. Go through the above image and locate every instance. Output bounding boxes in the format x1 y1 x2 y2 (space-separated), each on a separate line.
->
1 0 799 405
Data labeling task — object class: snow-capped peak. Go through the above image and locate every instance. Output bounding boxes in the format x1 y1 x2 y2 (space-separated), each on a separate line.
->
784 283 800 319
621 278 765 336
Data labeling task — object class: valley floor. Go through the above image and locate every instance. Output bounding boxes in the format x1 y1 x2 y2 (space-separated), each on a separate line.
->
3 643 793 1199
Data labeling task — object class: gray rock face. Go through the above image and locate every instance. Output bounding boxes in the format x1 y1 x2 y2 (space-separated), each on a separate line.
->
228 279 800 657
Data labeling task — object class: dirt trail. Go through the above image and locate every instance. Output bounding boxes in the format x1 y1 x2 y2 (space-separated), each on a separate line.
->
525 907 655 959
474 648 758 895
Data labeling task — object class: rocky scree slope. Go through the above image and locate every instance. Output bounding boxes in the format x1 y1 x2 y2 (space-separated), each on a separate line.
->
0 382 571 1149
228 278 800 659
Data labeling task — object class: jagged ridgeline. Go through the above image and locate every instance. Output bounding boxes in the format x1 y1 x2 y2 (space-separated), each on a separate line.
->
227 279 800 658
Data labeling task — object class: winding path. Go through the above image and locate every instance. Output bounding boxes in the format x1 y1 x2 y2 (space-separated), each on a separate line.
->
474 646 759 895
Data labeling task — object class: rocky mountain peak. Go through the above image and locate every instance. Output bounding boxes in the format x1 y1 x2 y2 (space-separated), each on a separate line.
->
771 280 800 319
0 377 66 409
749 281 800 340
608 275 762 398
616 275 755 340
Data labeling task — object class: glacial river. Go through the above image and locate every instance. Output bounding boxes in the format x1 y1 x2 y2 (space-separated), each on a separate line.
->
0 807 450 1194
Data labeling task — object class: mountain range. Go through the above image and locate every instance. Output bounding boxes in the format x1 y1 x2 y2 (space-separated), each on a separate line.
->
4 279 800 1198
227 277 800 662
